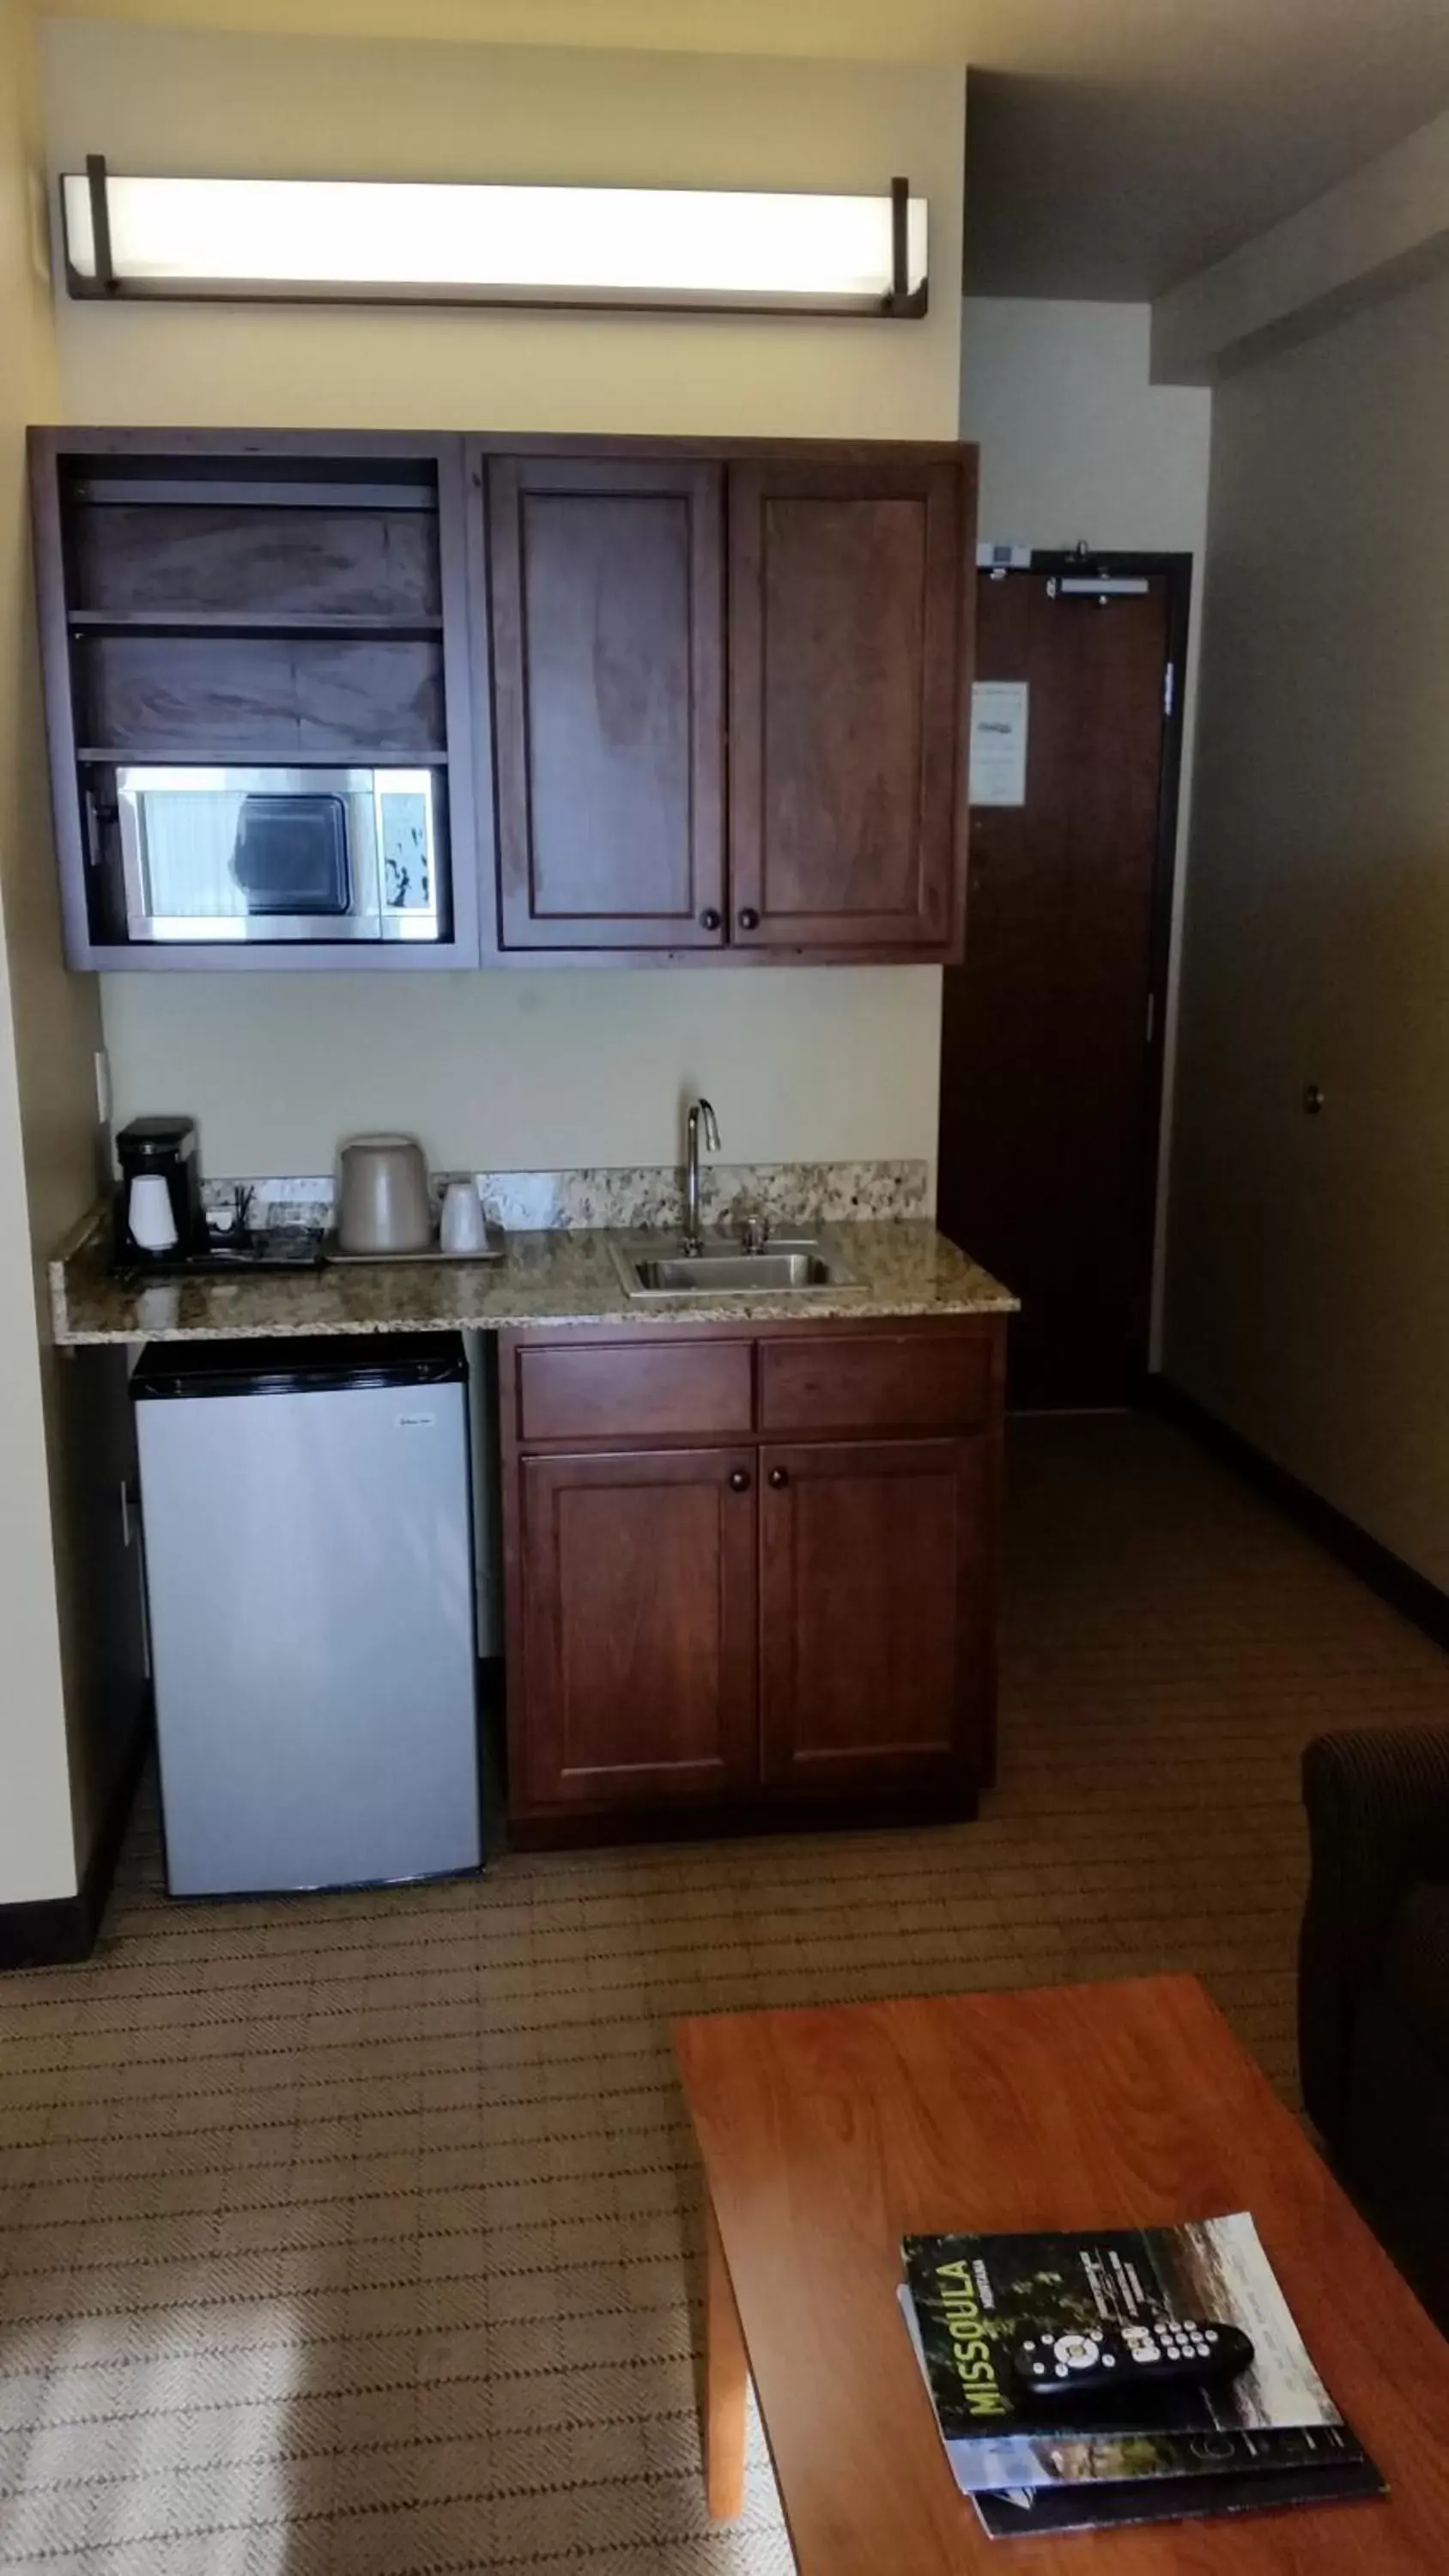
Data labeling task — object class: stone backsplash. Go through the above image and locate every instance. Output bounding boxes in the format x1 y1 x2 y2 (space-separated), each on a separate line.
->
201 1160 931 1236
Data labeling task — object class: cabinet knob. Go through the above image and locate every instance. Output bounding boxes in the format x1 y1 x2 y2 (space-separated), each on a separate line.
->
737 908 761 932
729 1468 751 1492
767 1466 789 1490
699 908 722 933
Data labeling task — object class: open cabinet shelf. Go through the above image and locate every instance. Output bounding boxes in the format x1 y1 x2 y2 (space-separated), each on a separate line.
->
66 610 446 636
33 428 482 969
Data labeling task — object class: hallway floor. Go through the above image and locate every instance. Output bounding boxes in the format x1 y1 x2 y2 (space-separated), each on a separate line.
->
3 1413 1447 2573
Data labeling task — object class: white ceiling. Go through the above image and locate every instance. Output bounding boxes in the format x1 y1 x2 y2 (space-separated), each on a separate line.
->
39 0 1449 299
963 0 1449 298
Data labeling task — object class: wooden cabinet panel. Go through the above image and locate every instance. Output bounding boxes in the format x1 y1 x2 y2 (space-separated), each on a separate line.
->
516 1339 752 1444
488 455 725 948
759 1437 989 1794
757 1330 993 1437
68 501 442 620
727 458 969 954
519 1448 758 1806
75 632 446 762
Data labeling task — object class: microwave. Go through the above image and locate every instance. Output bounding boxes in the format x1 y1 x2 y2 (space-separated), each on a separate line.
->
111 767 445 945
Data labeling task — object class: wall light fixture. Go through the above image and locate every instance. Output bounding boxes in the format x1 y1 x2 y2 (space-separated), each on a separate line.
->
61 159 928 318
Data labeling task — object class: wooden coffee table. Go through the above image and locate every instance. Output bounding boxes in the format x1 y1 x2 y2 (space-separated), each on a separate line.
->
674 1975 1449 2570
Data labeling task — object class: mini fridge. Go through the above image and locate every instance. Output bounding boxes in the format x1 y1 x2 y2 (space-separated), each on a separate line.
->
134 1334 482 1897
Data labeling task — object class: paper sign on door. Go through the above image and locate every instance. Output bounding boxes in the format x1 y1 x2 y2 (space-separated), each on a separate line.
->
969 681 1029 807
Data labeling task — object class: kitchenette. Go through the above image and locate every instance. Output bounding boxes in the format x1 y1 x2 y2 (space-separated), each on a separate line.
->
33 421 1016 1901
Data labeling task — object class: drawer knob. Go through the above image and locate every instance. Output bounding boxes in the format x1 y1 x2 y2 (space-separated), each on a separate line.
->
767 1466 789 1490
737 907 761 932
700 907 722 932
729 1468 751 1492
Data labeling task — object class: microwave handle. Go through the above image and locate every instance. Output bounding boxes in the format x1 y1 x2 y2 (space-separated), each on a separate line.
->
83 782 119 870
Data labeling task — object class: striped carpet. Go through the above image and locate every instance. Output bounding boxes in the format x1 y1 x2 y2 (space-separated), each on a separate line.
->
3 1412 1447 2573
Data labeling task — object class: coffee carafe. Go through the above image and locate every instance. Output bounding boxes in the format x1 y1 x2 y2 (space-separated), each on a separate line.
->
115 1116 206 1267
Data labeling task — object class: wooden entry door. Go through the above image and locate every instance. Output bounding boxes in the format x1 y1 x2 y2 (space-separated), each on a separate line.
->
937 565 1181 1408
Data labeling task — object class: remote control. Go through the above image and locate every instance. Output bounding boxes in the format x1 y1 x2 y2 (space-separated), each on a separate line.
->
1010 2318 1254 2401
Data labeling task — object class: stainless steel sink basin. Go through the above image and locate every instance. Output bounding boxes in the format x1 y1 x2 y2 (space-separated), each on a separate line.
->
610 1236 858 1298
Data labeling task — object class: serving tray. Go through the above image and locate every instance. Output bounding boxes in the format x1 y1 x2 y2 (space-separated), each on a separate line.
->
321 1224 505 1267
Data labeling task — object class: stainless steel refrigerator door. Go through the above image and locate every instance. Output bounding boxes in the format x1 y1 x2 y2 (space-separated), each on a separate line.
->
137 1379 480 1895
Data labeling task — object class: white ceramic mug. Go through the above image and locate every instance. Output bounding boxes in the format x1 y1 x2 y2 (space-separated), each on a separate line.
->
440 1176 488 1255
129 1172 179 1253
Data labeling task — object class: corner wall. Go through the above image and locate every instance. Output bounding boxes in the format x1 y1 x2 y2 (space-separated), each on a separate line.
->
42 21 966 1191
1165 260 1449 1589
1 0 138 1906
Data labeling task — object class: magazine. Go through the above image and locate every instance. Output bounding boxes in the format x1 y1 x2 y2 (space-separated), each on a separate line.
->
899 2214 1348 2496
973 2433 1385 2540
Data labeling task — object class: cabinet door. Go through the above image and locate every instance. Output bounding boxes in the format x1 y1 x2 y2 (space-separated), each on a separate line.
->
728 457 969 954
519 1447 757 1807
488 456 725 948
759 1437 990 1793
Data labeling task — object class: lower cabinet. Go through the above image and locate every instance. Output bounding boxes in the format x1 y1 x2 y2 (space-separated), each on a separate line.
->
500 1319 1004 1843
759 1438 990 1795
518 1446 757 1807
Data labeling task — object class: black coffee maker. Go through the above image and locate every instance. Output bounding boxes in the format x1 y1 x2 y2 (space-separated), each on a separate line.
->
115 1116 207 1267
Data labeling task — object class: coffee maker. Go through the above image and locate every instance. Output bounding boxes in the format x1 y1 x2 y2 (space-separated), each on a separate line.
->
115 1116 206 1267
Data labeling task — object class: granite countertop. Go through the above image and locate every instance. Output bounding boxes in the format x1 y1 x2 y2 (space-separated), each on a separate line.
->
52 1217 1017 1346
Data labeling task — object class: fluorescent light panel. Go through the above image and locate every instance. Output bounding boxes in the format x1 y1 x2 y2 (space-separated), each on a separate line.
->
61 173 928 313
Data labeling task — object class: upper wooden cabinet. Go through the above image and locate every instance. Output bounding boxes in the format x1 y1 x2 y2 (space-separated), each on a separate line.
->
29 430 482 972
479 444 974 962
485 456 725 950
728 458 967 954
32 430 975 970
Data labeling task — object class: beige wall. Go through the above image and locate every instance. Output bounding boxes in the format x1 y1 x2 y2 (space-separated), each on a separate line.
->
41 21 965 1187
37 0 971 53
1165 259 1449 1587
961 298 1213 1357
1152 104 1449 386
0 0 141 1905
102 968 943 1177
963 300 1212 556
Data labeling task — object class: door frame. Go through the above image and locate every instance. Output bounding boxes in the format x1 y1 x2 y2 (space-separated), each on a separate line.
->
960 546 1193 1400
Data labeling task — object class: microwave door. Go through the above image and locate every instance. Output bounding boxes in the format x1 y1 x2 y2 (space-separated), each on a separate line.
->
115 769 389 944
119 778 252 941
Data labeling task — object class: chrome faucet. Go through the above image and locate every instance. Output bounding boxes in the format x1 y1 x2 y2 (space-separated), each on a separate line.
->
683 1097 720 1254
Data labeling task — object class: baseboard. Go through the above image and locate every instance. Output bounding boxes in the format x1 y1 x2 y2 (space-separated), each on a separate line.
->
0 1693 152 1973
1146 1376 1449 1653
0 1892 95 1972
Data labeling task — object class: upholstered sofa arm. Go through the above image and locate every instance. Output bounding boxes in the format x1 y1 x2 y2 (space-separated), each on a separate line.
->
1299 1728 1449 2147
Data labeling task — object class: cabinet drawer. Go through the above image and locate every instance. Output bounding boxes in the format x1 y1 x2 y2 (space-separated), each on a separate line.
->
758 1332 993 1437
517 1339 754 1444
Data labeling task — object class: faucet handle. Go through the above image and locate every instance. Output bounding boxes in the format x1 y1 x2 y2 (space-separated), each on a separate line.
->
740 1212 769 1255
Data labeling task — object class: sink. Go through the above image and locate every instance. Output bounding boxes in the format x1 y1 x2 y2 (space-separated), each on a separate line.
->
610 1236 858 1298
